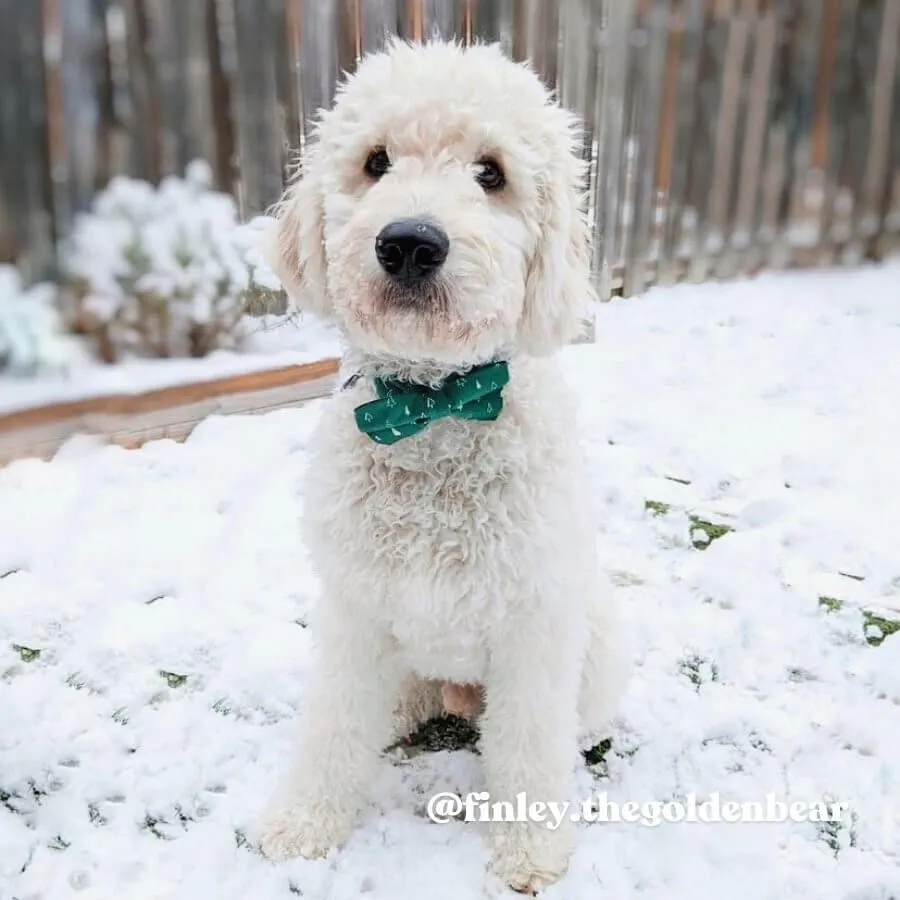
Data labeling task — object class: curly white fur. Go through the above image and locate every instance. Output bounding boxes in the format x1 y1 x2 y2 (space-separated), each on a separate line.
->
257 39 627 893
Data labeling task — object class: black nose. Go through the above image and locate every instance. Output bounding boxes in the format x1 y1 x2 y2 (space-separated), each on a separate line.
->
375 219 449 284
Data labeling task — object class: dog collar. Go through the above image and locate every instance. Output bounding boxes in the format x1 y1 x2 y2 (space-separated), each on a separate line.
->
352 361 510 445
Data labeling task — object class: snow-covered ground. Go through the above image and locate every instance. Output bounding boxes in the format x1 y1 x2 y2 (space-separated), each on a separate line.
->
0 314 342 417
1 263 899 900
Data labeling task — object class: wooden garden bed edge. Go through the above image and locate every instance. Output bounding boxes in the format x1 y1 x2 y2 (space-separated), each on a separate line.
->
0 357 340 432
0 357 341 465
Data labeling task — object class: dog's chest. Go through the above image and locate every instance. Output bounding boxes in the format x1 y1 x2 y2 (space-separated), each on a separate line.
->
361 427 520 573
305 373 581 678
350 429 522 673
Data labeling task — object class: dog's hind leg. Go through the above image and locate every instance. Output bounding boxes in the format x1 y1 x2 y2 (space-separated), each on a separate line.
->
577 579 628 751
391 673 444 743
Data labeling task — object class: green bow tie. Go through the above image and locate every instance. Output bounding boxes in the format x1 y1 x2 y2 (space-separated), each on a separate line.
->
353 361 510 445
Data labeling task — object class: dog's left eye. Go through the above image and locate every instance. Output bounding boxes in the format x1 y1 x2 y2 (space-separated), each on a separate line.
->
364 148 391 179
474 157 505 192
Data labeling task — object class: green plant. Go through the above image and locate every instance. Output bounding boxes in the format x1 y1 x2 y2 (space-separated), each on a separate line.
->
61 161 285 361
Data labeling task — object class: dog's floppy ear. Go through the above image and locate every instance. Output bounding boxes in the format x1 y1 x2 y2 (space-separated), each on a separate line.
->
518 124 595 356
265 144 331 319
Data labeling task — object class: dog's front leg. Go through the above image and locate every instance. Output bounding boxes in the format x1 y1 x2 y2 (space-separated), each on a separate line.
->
257 602 400 861
482 616 581 894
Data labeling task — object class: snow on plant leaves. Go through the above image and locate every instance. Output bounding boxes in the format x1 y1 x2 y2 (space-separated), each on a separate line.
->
61 165 286 360
0 266 85 376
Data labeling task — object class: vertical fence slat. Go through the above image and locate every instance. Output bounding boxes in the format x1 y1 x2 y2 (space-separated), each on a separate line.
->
43 0 70 250
819 0 861 258
556 0 597 131
881 1 900 255
842 0 883 262
472 0 515 57
357 0 401 55
205 0 236 193
0 0 13 262
623 1 668 296
296 0 340 135
121 0 163 181
657 0 706 286
683 3 731 282
709 2 752 281
781 0 823 269
591 0 635 299
0 0 55 278
755 4 792 270
509 0 558 87
861 0 900 255
228 0 287 214
732 1 776 275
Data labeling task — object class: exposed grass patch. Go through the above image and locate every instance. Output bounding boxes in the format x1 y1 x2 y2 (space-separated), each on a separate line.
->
818 596 899 646
644 499 732 549
688 516 732 549
0 789 17 815
1 781 47 819
405 715 480 754
862 611 900 647
88 803 108 826
582 737 639 780
678 654 720 691
234 829 253 851
818 595 842 613
142 815 174 841
583 737 613 768
211 697 233 717
817 808 858 858
65 671 105 694
159 670 187 689
11 644 41 663
142 807 193 841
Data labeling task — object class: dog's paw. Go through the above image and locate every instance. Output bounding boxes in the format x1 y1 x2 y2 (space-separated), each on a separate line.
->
256 806 348 862
490 822 574 894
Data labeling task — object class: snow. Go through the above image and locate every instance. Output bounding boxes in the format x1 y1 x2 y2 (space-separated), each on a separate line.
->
2 262 900 899
0 267 89 379
62 166 284 360
0 313 342 416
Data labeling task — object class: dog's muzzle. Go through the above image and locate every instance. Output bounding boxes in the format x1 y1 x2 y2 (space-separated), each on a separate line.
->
375 218 449 288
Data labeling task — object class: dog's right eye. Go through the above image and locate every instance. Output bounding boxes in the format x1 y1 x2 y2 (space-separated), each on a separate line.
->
364 148 391 179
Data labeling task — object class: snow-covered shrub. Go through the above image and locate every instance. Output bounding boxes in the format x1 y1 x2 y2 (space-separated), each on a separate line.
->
0 266 85 377
62 161 285 361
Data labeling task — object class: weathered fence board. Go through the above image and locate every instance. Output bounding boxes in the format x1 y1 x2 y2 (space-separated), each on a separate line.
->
1 0 898 297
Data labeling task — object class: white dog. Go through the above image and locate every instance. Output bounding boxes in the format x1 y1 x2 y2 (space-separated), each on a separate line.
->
257 39 625 893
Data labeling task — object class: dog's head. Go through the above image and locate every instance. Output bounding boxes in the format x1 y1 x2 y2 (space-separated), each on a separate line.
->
268 39 593 367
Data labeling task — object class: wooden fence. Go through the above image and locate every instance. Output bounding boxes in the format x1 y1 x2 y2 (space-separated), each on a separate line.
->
1 0 899 299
